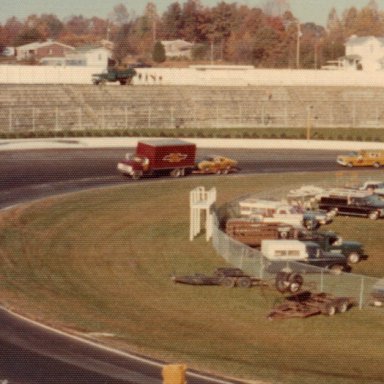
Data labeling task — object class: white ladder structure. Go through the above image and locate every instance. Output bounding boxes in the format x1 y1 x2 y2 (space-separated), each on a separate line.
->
189 187 217 241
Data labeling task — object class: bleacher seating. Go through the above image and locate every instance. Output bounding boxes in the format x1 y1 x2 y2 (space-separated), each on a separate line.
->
1 84 384 132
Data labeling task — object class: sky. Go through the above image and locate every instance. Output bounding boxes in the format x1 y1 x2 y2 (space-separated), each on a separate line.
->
1 0 384 26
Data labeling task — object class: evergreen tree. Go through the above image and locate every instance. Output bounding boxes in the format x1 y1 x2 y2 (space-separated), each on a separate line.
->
152 40 166 62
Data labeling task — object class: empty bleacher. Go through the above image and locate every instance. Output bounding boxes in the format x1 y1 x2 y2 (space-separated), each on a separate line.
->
1 84 384 133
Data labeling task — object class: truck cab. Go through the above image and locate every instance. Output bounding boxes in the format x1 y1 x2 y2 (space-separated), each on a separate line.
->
297 230 366 264
261 240 351 274
238 198 333 229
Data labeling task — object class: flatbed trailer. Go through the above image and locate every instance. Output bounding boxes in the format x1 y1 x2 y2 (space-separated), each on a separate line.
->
267 291 356 320
172 267 268 288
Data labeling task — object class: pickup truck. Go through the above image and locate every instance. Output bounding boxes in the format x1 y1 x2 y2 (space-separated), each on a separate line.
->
225 219 296 247
358 180 384 196
92 66 137 85
238 198 334 229
297 230 366 264
261 240 351 275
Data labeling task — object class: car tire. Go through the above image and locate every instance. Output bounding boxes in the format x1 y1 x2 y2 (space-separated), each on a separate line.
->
368 211 379 220
347 252 360 264
373 162 381 168
347 162 353 168
323 303 336 316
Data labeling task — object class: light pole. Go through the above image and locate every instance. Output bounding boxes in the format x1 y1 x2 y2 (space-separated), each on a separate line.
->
296 21 301 69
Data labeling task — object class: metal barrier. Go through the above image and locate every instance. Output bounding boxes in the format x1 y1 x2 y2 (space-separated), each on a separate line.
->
1 100 384 133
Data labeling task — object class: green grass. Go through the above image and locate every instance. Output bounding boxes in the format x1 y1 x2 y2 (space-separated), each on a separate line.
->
0 173 384 384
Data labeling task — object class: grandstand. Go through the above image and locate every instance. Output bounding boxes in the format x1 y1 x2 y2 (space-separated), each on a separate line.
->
1 84 384 132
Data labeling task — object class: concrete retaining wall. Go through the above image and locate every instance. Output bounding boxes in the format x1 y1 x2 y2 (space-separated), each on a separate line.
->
2 64 384 87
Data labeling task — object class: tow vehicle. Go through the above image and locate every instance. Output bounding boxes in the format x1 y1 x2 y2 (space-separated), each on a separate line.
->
261 240 351 274
92 66 137 85
117 139 196 179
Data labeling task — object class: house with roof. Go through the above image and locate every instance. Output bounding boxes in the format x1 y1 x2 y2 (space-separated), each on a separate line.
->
16 40 74 62
64 46 112 68
342 35 384 71
161 40 194 59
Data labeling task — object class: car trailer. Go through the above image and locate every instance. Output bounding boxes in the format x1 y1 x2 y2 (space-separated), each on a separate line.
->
171 267 268 288
267 290 356 320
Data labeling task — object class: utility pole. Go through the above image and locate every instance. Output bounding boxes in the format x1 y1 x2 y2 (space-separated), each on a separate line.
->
296 21 301 69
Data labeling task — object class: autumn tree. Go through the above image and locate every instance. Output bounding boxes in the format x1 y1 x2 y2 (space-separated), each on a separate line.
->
2 17 23 46
161 2 183 39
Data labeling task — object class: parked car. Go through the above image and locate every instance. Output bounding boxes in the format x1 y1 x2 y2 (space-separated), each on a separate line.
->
318 193 384 220
261 240 351 274
194 155 239 175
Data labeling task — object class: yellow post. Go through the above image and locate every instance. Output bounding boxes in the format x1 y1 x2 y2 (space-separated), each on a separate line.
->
162 364 187 384
306 105 313 141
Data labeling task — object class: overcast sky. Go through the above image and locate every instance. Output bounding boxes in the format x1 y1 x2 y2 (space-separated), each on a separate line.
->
1 0 383 26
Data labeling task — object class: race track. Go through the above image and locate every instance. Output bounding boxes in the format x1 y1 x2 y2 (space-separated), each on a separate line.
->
0 146 346 384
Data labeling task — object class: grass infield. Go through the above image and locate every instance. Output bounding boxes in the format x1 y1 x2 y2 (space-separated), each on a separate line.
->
0 172 383 384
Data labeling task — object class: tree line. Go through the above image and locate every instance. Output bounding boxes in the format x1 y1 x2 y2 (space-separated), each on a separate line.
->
0 0 383 68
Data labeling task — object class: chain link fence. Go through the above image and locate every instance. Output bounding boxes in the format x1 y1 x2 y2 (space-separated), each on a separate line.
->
211 179 383 310
1 100 384 133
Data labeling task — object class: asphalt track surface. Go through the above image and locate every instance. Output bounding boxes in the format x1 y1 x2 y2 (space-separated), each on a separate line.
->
0 147 344 384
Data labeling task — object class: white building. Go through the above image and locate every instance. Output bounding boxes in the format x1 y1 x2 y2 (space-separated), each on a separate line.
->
161 40 194 59
343 35 384 71
65 46 111 68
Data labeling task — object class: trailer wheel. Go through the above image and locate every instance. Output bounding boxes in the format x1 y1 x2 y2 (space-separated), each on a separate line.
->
221 277 236 288
237 277 252 288
323 303 336 316
336 300 349 313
